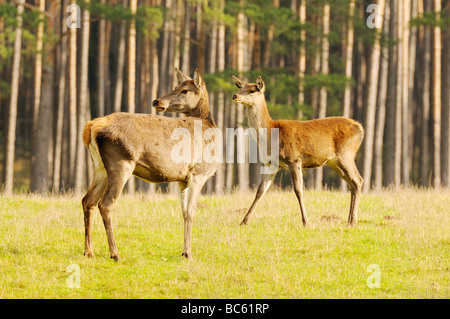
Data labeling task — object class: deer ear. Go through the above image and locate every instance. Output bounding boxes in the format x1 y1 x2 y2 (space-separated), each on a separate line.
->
193 68 204 89
232 76 245 89
256 76 265 92
175 67 191 84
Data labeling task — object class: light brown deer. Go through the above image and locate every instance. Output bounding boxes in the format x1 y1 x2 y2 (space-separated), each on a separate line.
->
81 68 217 261
232 75 364 227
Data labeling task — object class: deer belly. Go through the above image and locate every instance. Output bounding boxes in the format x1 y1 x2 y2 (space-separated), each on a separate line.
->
132 162 190 183
301 155 332 169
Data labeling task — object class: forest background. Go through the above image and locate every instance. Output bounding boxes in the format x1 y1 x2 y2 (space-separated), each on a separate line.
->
0 0 449 196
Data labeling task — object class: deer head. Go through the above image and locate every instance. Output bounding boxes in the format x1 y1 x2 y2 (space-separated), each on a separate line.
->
152 68 206 113
231 75 266 108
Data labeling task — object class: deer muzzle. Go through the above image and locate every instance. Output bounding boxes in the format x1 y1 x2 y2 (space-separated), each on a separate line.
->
152 99 167 112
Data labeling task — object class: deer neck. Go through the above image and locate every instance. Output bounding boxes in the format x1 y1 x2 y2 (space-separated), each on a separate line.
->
245 97 273 130
185 90 216 126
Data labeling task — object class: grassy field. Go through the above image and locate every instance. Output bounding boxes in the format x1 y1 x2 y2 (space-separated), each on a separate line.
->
0 188 448 299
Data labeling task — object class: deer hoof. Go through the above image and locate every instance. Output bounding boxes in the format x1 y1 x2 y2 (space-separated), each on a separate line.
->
182 252 193 260
84 251 94 258
240 220 248 226
110 254 120 262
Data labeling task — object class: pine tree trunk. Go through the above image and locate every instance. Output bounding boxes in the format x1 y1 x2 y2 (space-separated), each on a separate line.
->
74 0 90 195
104 15 112 115
394 0 403 188
246 21 255 72
209 7 218 73
236 7 245 73
127 0 137 194
306 14 322 189
128 0 137 114
383 0 398 187
0 4 3 127
34 66 53 194
3 0 24 195
407 0 418 184
214 0 226 195
172 0 182 87
401 0 411 186
68 0 78 190
236 3 248 192
353 2 367 123
263 0 279 67
167 8 175 109
53 1 68 192
32 0 45 143
98 0 106 117
442 1 450 187
420 0 432 187
252 25 261 70
315 1 330 191
31 0 47 193
432 0 442 187
362 0 385 193
158 0 171 96
150 40 159 115
113 0 127 113
196 0 205 73
373 1 390 191
298 0 306 106
181 0 190 74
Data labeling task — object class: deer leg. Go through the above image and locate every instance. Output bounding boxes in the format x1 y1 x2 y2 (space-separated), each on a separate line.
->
179 181 189 214
288 161 309 227
180 176 207 259
346 161 363 227
98 160 135 261
82 169 107 258
241 170 277 225
329 157 363 226
178 180 191 258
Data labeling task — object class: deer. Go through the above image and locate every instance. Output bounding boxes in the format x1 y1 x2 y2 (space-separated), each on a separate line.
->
231 75 364 227
81 68 218 261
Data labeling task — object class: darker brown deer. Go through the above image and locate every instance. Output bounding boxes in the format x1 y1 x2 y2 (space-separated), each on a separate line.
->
82 68 217 261
232 75 364 227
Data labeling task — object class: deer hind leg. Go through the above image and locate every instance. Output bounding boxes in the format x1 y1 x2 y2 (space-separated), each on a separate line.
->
288 161 309 227
329 156 363 226
98 160 135 261
241 170 278 225
82 142 108 258
82 169 107 258
179 175 208 260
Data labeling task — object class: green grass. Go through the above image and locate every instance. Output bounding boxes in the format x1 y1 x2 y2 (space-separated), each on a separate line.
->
0 188 449 298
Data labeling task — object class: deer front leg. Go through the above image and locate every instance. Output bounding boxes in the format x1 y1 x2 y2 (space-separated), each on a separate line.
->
346 167 363 227
180 176 207 259
241 170 277 225
178 181 192 258
289 161 309 227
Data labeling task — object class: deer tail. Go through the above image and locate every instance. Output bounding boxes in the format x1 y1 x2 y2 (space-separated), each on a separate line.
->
82 121 94 147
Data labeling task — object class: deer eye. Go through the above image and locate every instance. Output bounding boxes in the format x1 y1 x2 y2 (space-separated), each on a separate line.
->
249 90 256 94
181 90 188 94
